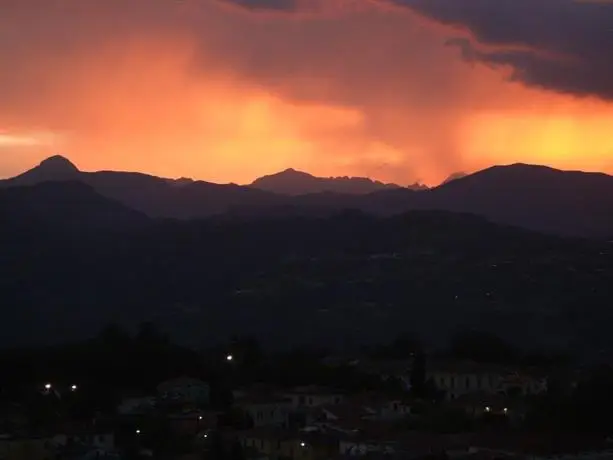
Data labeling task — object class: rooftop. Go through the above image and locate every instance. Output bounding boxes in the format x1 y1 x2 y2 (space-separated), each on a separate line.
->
235 394 293 405
237 427 339 447
449 391 524 408
427 360 549 378
468 433 613 456
288 385 344 395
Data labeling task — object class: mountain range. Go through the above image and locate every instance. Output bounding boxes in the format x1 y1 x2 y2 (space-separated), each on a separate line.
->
2 155 613 237
1 158 613 352
1 180 611 352
250 168 427 195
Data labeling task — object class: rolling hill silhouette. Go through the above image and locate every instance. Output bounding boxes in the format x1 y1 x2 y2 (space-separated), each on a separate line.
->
2 156 613 237
2 155 285 219
1 183 611 352
0 181 148 232
416 164 613 238
250 168 412 195
441 171 468 184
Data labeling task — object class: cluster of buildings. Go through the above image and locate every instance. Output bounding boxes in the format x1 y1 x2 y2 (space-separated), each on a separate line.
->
216 360 602 460
0 377 214 460
0 360 603 460
0 423 117 460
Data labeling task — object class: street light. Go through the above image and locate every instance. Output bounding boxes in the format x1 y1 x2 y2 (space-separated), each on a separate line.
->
71 384 78 391
226 354 233 361
44 383 52 390
136 429 141 435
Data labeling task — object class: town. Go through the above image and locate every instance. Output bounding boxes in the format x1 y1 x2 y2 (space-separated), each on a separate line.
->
1 325 612 460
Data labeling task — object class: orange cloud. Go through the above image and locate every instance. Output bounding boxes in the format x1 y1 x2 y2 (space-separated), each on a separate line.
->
1 0 612 186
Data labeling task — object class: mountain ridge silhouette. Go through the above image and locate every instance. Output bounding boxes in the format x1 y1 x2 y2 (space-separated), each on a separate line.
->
2 156 613 237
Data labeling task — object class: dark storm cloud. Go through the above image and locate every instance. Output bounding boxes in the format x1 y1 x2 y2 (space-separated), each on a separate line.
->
219 0 613 100
218 0 299 10
386 0 613 99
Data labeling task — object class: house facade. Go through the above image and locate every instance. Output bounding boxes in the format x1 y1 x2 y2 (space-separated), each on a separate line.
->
157 377 210 405
283 386 344 409
339 432 467 459
237 428 338 460
339 439 397 456
0 434 53 460
448 392 527 424
356 360 413 391
167 409 220 434
468 433 613 460
364 399 412 421
117 396 156 415
238 398 293 428
320 394 412 427
426 361 548 400
52 432 114 451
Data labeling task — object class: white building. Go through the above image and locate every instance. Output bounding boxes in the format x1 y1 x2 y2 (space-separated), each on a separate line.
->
236 396 293 428
283 386 344 408
117 396 156 415
157 377 210 404
426 361 547 400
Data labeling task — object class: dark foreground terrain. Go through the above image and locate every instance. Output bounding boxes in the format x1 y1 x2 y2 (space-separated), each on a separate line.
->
1 181 612 354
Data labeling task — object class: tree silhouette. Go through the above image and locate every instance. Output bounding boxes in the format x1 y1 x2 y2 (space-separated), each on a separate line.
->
447 330 517 364
229 440 246 460
373 333 421 359
207 431 226 460
136 321 168 348
410 352 426 397
97 322 131 348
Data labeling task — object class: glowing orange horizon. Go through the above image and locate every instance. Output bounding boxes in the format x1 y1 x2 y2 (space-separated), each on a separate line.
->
1 1 612 187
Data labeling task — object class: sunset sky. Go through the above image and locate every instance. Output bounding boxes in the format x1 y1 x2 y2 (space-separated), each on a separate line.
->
1 0 613 186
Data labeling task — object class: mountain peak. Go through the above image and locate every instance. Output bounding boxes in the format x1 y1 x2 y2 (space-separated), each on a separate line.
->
251 168 402 196
279 168 312 177
441 171 468 185
38 155 79 173
5 154 81 186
